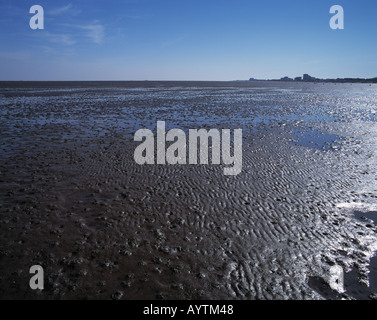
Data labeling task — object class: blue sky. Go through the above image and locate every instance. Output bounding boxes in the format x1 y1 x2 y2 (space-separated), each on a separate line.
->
0 0 376 80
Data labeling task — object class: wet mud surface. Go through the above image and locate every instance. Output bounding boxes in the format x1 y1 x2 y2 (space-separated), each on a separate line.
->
1 81 377 300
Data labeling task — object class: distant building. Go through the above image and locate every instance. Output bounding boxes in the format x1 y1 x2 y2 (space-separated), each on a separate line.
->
303 74 316 82
280 76 293 81
294 77 302 81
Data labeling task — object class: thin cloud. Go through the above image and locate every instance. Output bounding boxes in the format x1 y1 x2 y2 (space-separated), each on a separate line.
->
79 24 105 44
55 23 106 45
49 4 81 16
37 46 76 57
42 31 76 46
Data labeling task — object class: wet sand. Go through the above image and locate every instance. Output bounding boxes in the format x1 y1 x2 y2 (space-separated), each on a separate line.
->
1 81 377 300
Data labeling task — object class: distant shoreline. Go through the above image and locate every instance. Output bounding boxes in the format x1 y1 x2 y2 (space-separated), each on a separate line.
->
248 75 377 84
273 78 377 84
1 79 376 85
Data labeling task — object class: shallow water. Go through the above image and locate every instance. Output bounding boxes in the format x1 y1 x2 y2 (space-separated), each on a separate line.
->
289 128 343 151
1 81 377 300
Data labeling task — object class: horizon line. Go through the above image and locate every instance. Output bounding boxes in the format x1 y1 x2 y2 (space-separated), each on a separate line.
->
1 78 377 83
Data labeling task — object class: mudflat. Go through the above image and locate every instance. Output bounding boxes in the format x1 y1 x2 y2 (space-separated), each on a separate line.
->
1 81 377 300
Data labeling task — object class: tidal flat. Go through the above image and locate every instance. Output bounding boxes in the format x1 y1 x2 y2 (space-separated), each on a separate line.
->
1 81 377 300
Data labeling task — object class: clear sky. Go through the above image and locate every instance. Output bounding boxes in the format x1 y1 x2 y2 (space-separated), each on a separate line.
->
0 0 376 81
